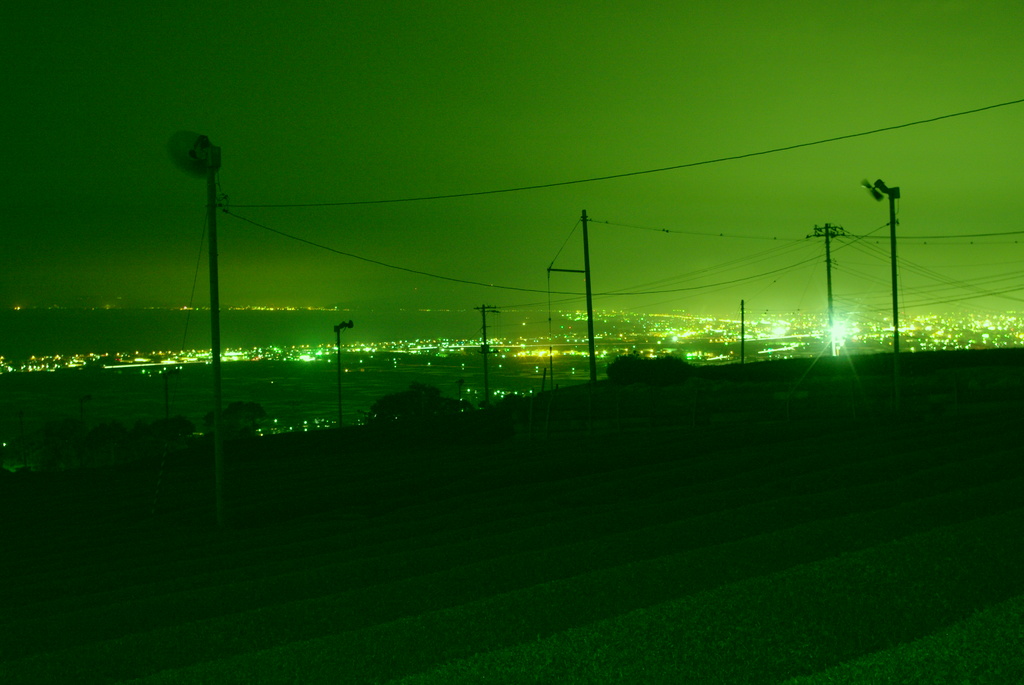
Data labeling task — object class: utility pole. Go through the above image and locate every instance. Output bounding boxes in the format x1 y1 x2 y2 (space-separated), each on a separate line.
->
169 132 225 526
334 320 354 428
476 305 500 406
865 178 902 411
203 140 226 527
883 182 901 411
548 210 598 384
740 300 745 365
581 210 597 384
809 223 847 356
162 367 180 421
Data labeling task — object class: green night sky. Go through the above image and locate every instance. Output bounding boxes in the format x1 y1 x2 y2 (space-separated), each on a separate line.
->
4 1 1024 322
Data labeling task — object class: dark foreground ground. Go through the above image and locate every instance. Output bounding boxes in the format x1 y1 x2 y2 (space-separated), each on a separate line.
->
1 385 1023 683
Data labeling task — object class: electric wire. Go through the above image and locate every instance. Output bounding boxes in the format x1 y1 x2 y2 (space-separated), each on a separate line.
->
154 207 208 517
477 235 845 310
547 219 581 269
900 285 1024 309
228 207 1023 320
837 240 1024 307
603 239 815 294
181 212 208 351
225 209 832 299
616 253 823 312
602 242 819 296
848 228 1024 241
228 97 1024 208
223 210 577 295
895 229 1024 240
848 239 1024 297
591 219 804 241
602 250 825 296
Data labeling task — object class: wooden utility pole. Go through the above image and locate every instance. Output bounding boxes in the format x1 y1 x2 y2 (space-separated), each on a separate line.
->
809 223 847 356
740 299 745 365
476 305 500 406
886 184 902 410
202 140 226 527
334 320 354 428
867 178 902 410
169 132 226 526
548 210 598 384
581 210 597 384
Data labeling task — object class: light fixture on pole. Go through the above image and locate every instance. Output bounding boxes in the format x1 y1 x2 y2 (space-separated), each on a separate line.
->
169 131 226 525
863 177 901 410
334 320 354 428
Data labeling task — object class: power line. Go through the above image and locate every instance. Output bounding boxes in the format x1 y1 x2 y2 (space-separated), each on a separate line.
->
592 219 804 241
598 240 816 294
598 253 825 296
181 211 208 351
901 284 1024 309
548 219 581 269
838 239 1024 306
850 229 1024 240
224 209 826 300
223 209 577 292
235 208 1023 313
228 97 1024 208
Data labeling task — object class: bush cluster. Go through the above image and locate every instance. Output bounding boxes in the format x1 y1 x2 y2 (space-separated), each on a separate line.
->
362 382 473 426
607 353 694 386
4 415 195 472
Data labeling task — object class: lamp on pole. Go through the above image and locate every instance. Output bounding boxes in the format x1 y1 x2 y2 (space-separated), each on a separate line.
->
864 178 901 409
334 321 354 428
168 131 225 526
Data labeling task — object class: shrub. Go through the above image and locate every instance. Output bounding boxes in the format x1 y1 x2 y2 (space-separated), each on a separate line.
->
204 401 266 439
607 352 693 386
363 383 472 426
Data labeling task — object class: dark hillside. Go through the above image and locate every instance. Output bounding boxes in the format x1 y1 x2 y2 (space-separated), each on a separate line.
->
698 346 1024 381
536 348 1024 434
1 377 1022 682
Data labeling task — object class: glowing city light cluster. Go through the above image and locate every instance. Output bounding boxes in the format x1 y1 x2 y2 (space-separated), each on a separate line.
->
5 310 1024 375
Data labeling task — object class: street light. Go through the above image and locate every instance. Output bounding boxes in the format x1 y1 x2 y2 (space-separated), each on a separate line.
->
334 321 354 428
864 177 901 409
169 131 226 526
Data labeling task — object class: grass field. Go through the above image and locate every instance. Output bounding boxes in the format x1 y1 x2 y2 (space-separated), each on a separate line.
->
1 391 1022 683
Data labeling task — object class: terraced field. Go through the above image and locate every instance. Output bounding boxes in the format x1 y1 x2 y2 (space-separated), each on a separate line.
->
2 407 1022 683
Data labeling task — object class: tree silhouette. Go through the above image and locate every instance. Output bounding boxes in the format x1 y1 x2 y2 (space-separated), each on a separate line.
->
364 383 471 426
204 401 267 439
10 415 198 471
39 418 86 470
607 352 694 386
130 415 196 459
85 421 130 465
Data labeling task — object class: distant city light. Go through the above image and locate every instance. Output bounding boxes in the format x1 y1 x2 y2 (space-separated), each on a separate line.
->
5 309 1024 378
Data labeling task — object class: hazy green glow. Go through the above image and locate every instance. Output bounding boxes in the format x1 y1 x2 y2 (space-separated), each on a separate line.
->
4 2 1024 319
